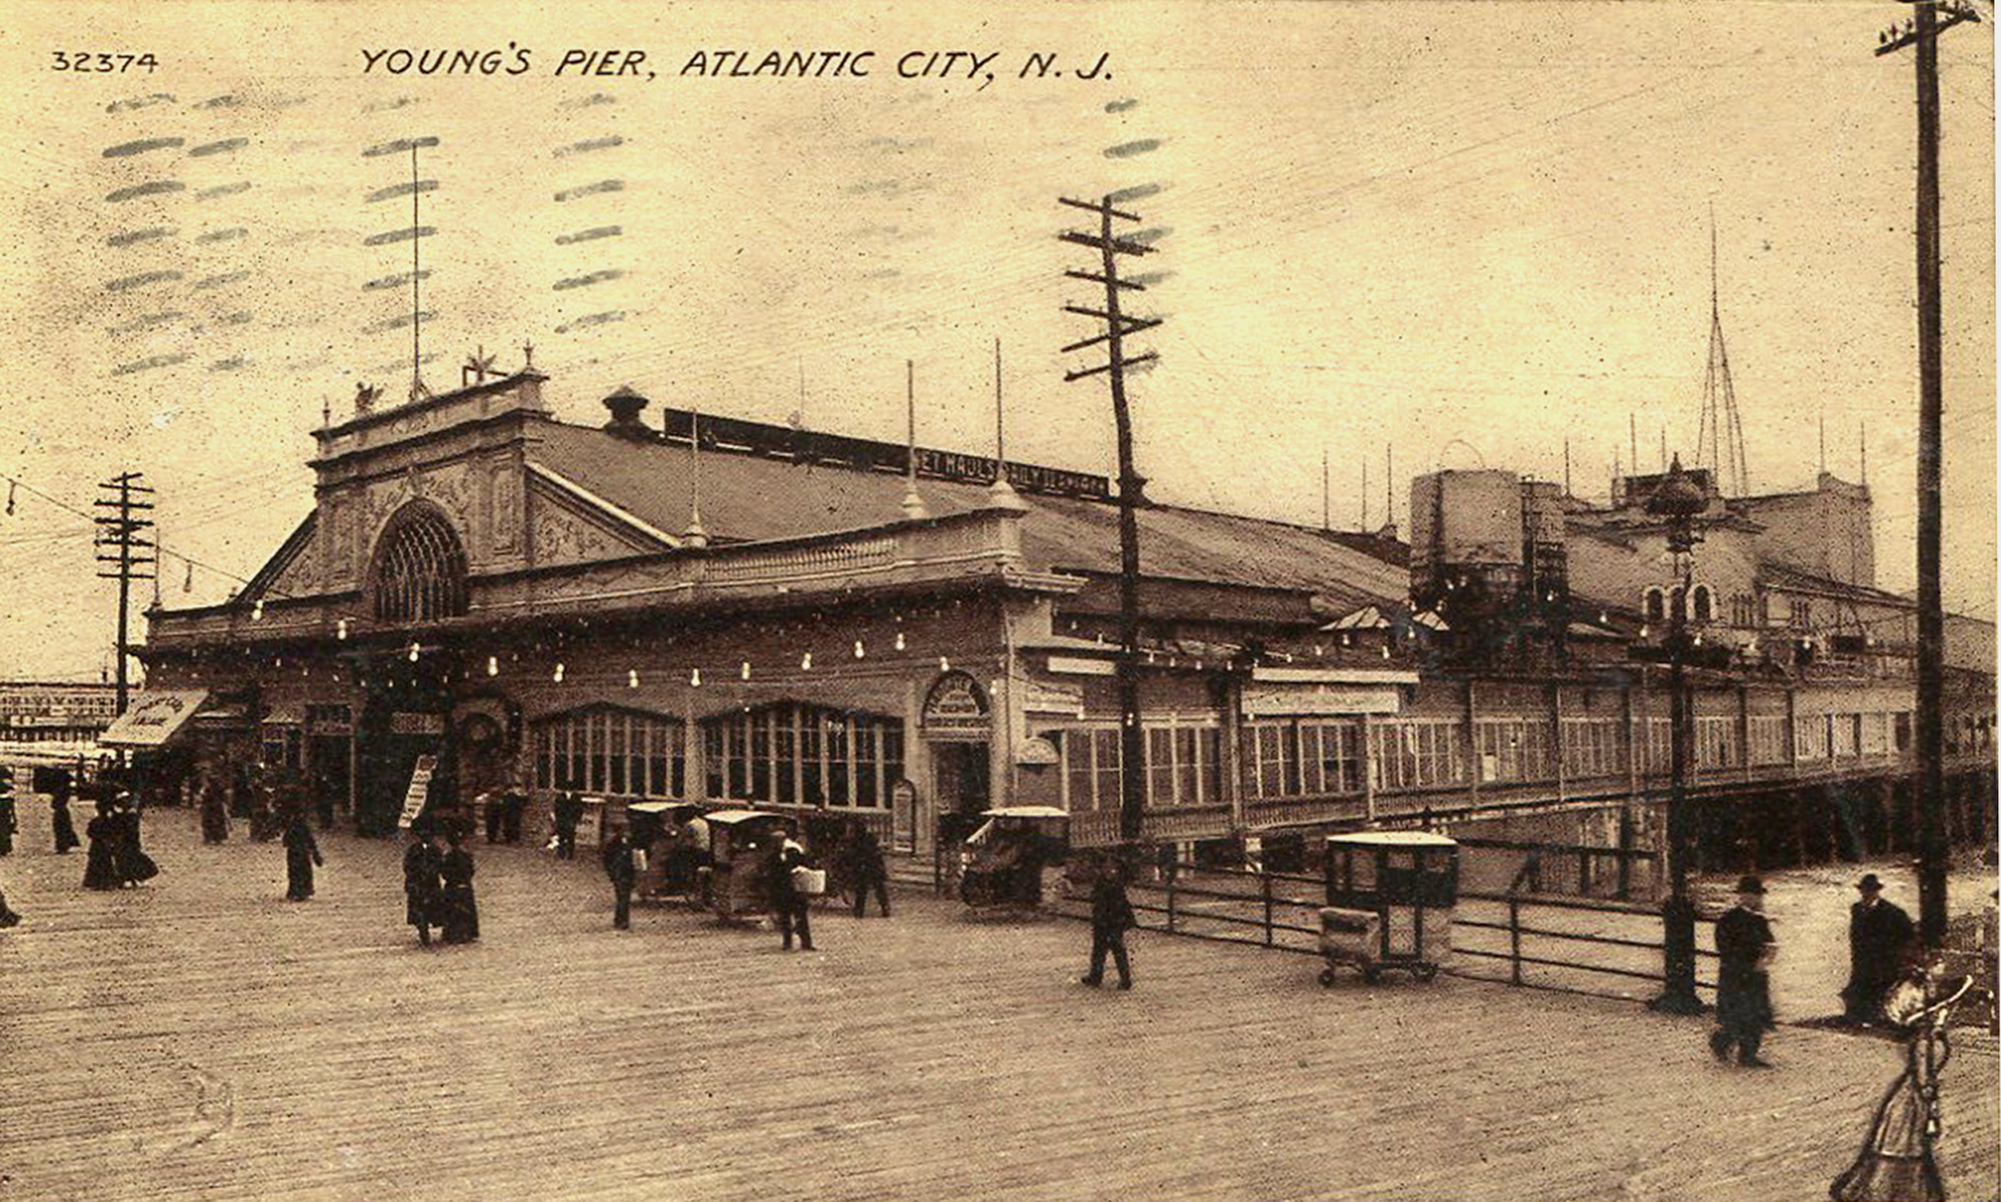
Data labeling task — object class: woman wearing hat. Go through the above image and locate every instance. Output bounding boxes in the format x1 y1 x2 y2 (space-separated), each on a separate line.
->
1710 874 1777 1068
82 796 122 891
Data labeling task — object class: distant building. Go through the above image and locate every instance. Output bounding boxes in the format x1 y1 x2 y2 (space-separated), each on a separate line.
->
124 367 1993 892
0 679 119 753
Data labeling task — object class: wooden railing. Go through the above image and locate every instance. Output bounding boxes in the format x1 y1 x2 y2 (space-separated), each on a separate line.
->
1048 861 1721 1006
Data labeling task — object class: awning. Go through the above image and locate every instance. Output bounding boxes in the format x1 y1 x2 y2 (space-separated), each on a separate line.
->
98 689 210 748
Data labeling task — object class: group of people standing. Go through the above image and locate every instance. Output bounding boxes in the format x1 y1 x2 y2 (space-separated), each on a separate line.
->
402 823 479 947
82 792 159 891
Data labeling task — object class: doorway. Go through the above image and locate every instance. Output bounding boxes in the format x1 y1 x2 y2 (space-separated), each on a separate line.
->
932 741 991 816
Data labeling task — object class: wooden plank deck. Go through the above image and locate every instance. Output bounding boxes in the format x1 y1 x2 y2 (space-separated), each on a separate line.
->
1 803 1995 1202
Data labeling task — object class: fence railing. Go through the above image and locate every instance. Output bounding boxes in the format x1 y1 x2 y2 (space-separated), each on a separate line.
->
1050 861 1719 1006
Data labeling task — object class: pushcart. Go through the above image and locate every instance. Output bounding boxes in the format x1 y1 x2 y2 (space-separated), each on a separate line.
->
1318 830 1457 985
958 806 1069 911
703 809 788 922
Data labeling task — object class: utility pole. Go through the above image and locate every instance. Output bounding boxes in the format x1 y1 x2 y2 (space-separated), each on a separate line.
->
1059 193 1162 843
1878 0 1980 948
94 472 157 716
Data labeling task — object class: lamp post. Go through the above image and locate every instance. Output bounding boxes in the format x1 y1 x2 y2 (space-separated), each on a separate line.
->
1648 456 1707 1015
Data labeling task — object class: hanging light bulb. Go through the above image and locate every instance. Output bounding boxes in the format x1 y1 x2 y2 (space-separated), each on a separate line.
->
487 655 498 677
252 599 265 621
628 668 640 688
854 640 865 659
801 652 813 670
1380 643 1391 660
740 661 750 680
553 662 565 683
690 667 702 687
1340 632 1352 648
336 618 349 641
407 642 420 663
895 632 906 651
939 656 950 672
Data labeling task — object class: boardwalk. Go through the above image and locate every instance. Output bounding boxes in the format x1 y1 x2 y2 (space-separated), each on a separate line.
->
1 804 1995 1202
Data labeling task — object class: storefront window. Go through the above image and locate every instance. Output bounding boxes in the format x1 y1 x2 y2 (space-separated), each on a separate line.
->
534 707 686 799
698 703 902 809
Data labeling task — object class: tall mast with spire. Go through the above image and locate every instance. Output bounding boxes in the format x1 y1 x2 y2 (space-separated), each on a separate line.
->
1696 203 1749 496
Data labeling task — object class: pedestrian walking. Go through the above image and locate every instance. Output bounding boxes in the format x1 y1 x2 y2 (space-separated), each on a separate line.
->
1841 874 1915 1025
438 828 480 944
403 824 444 947
483 790 505 844
500 785 526 844
199 778 230 844
602 825 638 930
1080 853 1136 990
282 809 324 901
112 794 159 887
843 823 891 918
1709 874 1777 1068
1830 962 1976 1201
768 825 815 951
50 783 80 854
82 797 121 890
0 772 18 857
553 792 583 859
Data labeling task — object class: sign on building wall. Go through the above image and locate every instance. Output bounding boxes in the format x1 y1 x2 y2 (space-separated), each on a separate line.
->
1021 680 1086 718
1014 736 1061 766
1241 683 1403 717
390 712 446 736
921 671 990 739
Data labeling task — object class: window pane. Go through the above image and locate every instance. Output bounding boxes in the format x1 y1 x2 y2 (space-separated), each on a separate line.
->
1176 727 1200 804
801 716 823 806
826 716 850 805
1148 728 1174 806
775 711 797 806
750 711 771 802
1065 728 1094 810
1094 730 1121 811
855 719 880 807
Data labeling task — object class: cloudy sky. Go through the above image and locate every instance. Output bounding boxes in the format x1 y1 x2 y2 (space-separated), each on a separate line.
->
1 0 1993 679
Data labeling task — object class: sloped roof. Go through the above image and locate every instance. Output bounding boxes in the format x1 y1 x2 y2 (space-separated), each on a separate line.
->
530 420 1409 609
1757 562 1912 608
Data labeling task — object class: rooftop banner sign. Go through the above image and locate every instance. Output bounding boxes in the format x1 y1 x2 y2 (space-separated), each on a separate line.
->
1241 683 1402 718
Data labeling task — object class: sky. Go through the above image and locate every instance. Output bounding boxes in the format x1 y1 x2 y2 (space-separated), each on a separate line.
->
0 0 1993 680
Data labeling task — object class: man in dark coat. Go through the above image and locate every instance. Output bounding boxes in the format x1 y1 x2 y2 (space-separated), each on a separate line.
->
1710 874 1777 1067
602 825 638 930
553 792 583 860
483 790 506 844
198 778 230 844
282 810 325 901
844 824 891 919
1842 873 1915 1024
500 785 526 845
1081 853 1137 990
768 827 814 951
403 825 444 946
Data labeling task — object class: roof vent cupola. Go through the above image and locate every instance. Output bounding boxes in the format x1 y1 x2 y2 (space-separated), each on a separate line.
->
601 385 653 442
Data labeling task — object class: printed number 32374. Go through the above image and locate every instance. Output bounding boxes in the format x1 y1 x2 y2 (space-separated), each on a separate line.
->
52 52 159 72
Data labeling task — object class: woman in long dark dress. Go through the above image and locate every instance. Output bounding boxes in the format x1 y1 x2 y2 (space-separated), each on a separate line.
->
111 795 158 886
282 811 324 901
82 798 122 890
438 830 479 944
1830 966 1975 1202
0 791 17 857
51 784 80 854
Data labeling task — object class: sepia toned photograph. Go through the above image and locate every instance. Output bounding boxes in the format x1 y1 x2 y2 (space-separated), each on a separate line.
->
0 2 1995 1199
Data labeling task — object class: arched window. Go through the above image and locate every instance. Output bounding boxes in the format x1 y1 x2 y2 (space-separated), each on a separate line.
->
1644 588 1665 624
372 504 468 623
1691 585 1713 624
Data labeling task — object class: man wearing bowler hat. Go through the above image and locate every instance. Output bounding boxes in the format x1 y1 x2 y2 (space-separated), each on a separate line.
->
1710 874 1778 1068
1841 872 1914 1024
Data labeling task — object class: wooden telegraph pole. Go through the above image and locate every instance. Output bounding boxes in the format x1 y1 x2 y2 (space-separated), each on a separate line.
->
94 472 156 717
1058 194 1162 843
1877 0 1980 947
